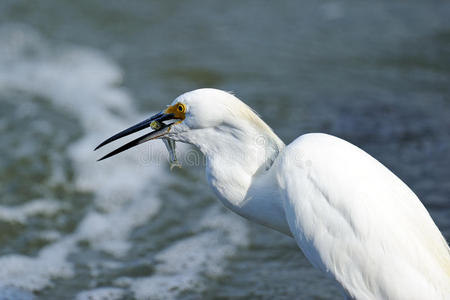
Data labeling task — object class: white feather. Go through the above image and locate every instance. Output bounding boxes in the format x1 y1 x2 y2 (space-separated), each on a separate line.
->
166 88 450 299
278 133 450 299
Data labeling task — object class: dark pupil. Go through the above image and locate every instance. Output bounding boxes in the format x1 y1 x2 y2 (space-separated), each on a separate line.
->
178 105 183 111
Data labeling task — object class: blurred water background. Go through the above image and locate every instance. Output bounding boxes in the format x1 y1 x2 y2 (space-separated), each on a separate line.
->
0 1 449 299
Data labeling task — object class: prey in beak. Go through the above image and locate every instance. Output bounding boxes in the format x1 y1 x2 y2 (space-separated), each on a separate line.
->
95 102 186 165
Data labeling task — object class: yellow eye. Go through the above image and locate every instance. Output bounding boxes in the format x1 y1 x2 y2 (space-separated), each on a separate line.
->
177 103 185 113
164 102 186 120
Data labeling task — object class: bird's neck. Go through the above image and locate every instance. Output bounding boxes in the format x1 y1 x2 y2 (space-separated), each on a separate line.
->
186 125 292 235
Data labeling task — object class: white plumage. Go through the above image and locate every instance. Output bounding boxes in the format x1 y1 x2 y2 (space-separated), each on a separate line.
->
279 134 450 299
97 88 450 299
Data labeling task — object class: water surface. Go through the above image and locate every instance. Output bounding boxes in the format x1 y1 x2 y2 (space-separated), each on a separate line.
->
0 1 449 299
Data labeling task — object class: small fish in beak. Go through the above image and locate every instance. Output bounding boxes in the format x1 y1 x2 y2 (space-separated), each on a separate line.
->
95 111 177 162
95 101 187 166
150 120 181 170
163 138 181 170
150 120 163 131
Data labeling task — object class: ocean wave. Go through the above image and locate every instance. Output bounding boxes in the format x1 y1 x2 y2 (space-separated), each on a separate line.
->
0 24 249 298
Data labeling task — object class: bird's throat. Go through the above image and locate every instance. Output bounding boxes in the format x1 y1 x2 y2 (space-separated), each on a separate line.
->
194 127 290 235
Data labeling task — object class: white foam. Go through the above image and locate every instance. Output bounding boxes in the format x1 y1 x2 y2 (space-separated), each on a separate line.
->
75 287 125 300
0 24 166 291
76 194 161 257
128 206 248 300
0 24 250 297
0 199 63 224
0 237 75 291
0 286 34 300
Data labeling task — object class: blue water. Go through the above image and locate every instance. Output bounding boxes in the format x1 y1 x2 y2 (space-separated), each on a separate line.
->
0 1 449 299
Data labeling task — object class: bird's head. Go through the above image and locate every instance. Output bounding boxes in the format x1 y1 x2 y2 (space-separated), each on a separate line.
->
95 88 283 167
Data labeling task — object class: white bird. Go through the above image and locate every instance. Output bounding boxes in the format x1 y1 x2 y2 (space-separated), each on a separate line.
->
95 88 450 299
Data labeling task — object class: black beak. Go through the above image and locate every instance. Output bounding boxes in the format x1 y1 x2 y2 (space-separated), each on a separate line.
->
95 111 175 161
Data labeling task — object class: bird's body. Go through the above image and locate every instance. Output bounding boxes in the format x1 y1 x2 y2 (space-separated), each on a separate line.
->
96 88 450 299
279 134 450 299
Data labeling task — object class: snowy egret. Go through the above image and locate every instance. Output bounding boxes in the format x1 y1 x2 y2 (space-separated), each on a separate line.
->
95 88 450 299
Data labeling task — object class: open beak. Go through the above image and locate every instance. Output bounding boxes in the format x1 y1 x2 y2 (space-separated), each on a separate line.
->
95 111 176 161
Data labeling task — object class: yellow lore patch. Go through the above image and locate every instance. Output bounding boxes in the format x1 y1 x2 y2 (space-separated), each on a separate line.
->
164 102 186 121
